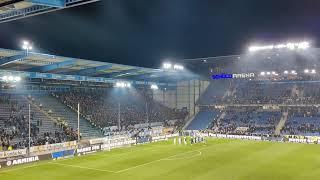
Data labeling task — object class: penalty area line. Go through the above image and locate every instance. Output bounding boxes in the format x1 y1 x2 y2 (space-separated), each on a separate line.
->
115 146 211 173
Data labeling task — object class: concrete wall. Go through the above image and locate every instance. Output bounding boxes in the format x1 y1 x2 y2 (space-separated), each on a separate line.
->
152 88 177 109
152 79 210 117
176 80 210 117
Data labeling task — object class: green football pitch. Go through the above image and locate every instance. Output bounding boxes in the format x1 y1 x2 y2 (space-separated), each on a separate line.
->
1 138 320 180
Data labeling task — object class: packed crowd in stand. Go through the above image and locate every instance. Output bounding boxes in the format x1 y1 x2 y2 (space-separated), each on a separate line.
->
197 80 320 136
214 108 281 135
0 94 77 151
281 108 320 136
53 89 188 130
3 79 320 151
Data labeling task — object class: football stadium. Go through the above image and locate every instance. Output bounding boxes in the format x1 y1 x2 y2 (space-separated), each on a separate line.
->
1 1 320 180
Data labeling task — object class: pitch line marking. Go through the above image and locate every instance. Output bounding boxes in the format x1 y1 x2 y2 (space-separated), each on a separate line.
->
0 164 43 174
163 150 202 161
115 146 211 173
48 162 116 173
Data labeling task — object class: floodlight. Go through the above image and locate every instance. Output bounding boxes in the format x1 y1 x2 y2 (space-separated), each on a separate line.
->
14 76 21 82
298 42 310 49
163 63 172 69
21 40 33 53
115 82 131 88
304 69 309 73
266 72 271 75
311 69 316 74
284 70 289 74
173 64 184 70
151 84 159 90
248 41 311 52
287 43 295 50
260 72 265 76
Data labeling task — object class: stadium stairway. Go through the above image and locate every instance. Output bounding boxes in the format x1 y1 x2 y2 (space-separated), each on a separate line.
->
274 111 289 135
32 95 103 138
23 96 63 135
185 110 220 130
212 111 226 131
0 94 63 137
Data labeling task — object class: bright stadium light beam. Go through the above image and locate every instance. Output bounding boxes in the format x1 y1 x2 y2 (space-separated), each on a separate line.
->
22 40 33 54
151 84 159 90
173 64 184 70
248 41 311 52
291 70 297 75
115 82 131 88
304 69 309 73
298 42 310 49
284 70 289 74
14 76 21 82
163 63 172 69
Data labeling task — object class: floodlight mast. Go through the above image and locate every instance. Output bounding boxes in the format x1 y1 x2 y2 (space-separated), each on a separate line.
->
22 41 33 55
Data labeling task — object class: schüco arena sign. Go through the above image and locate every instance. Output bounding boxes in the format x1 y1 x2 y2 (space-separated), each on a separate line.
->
211 73 255 80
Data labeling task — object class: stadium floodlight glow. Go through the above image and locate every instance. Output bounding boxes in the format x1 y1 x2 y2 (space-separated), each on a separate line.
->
14 76 21 82
260 72 265 76
1 75 21 82
248 41 310 52
115 82 131 88
2 76 8 81
284 70 289 74
291 70 297 75
298 42 310 49
304 69 309 73
22 40 33 54
150 84 159 90
311 69 316 74
163 63 172 69
173 64 184 70
271 71 276 75
163 62 184 71
266 72 271 75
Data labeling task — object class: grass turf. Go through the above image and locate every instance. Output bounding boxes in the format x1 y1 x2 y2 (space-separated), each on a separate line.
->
1 138 320 180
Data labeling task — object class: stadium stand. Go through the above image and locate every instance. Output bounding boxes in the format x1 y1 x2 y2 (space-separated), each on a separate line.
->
185 79 320 136
185 108 221 130
53 88 188 131
0 93 79 150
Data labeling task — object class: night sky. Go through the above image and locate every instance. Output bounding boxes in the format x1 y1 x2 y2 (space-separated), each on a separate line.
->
0 0 319 68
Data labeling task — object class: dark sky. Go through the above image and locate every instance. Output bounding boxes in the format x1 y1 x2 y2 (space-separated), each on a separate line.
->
0 0 319 68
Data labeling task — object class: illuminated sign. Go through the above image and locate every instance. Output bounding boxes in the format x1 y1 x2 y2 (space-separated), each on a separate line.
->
212 73 255 80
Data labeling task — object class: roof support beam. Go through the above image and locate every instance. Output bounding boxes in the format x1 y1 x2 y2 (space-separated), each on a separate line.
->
0 53 26 66
27 59 75 72
70 64 113 76
104 69 141 78
30 0 66 7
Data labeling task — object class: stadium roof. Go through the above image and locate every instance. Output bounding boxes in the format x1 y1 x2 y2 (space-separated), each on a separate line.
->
0 0 99 23
0 48 197 84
